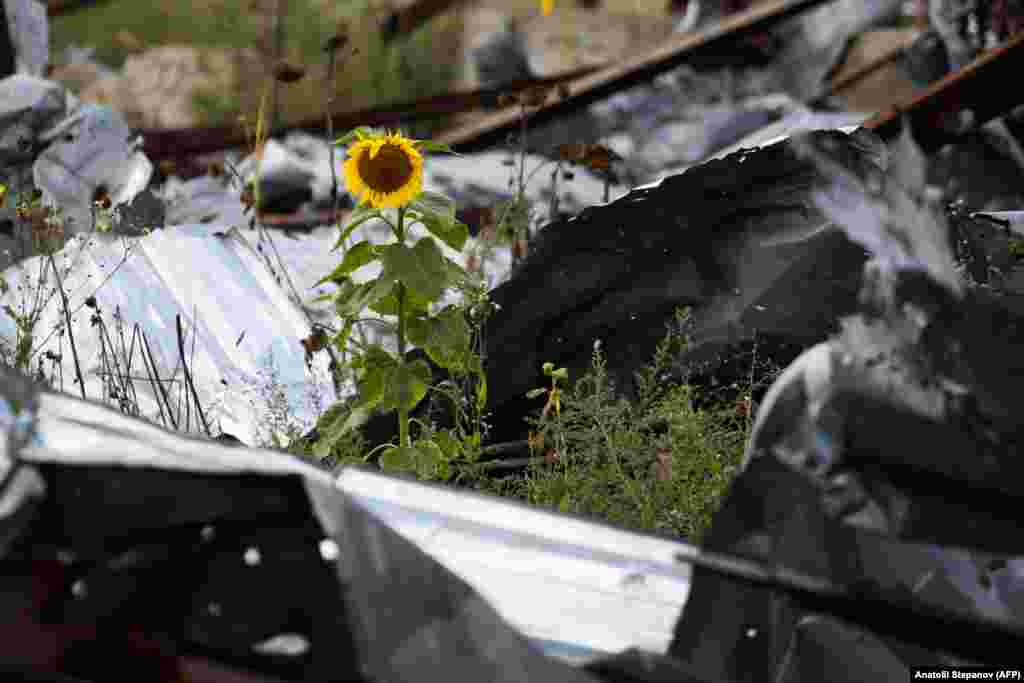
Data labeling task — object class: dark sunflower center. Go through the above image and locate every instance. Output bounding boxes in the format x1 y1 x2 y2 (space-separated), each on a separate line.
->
357 143 413 193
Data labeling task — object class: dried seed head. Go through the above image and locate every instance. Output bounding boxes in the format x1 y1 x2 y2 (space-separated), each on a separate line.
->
92 185 112 210
513 238 529 261
651 449 674 483
324 21 351 53
240 184 256 215
272 59 307 84
159 159 178 177
114 30 143 53
528 430 545 455
301 327 329 357
521 84 554 108
556 143 621 171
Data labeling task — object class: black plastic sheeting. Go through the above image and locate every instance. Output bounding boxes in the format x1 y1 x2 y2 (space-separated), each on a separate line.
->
669 128 1024 680
670 276 1024 680
0 449 599 682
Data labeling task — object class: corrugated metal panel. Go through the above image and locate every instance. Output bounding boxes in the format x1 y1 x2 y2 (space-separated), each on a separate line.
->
338 467 692 662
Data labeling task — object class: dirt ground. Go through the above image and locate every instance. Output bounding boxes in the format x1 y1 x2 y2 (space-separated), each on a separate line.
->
455 0 680 85
443 0 683 134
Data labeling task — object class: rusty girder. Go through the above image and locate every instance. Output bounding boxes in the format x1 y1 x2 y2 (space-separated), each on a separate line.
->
865 30 1024 150
433 0 836 152
139 64 603 179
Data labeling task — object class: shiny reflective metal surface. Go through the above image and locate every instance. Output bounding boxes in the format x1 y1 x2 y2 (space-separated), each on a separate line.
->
337 467 692 662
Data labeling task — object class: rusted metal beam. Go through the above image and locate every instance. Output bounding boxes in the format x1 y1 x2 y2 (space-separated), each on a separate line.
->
45 0 112 19
435 0 834 153
864 30 1024 150
140 64 604 176
139 0 828 169
140 2 1024 184
253 31 1024 232
808 32 917 107
380 0 468 42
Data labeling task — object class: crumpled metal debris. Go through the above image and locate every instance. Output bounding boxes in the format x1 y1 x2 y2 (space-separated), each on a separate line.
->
0 74 155 267
33 100 154 235
669 125 1024 680
0 365 44 558
772 0 904 100
2 0 47 77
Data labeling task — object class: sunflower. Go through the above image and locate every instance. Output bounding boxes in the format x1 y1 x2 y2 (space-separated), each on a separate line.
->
343 130 424 209
542 0 554 15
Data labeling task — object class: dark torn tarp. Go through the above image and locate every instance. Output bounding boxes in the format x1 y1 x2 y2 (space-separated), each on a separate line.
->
668 128 1024 680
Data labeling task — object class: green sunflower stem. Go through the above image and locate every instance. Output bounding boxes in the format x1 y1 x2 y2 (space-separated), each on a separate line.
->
396 206 410 451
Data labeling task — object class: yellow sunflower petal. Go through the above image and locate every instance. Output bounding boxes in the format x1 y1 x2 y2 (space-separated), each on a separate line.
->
343 130 425 210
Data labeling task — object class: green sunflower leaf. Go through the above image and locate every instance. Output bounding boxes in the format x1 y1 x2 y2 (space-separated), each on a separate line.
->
410 191 455 220
321 275 355 304
433 458 451 481
332 206 384 252
379 445 419 473
409 192 469 252
379 237 452 303
331 317 356 356
413 438 446 479
432 430 463 461
380 358 432 413
442 255 470 289
475 373 488 413
415 140 463 156
313 242 376 288
414 306 471 373
313 350 393 455
369 282 432 316
328 402 374 445
334 275 396 318
348 345 399 406
308 290 335 304
316 240 380 288
312 404 358 459
404 314 430 348
360 343 398 371
334 126 375 147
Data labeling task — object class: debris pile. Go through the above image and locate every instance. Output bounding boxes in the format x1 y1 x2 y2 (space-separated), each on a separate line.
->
1 0 1024 680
